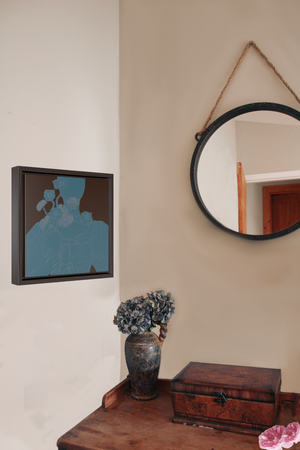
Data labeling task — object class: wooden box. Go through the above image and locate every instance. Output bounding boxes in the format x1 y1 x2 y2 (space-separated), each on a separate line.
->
171 362 281 436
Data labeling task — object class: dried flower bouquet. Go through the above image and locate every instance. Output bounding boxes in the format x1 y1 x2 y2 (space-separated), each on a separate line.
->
113 289 175 335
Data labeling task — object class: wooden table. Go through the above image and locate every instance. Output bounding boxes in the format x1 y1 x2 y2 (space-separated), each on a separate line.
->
57 378 300 450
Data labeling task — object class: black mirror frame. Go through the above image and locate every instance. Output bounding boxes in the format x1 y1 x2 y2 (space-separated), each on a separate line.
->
190 102 300 240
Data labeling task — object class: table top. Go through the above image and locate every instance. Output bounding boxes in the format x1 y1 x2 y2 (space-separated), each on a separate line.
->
57 378 300 450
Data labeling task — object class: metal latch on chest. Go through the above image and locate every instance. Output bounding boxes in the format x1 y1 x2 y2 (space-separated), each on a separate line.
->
213 391 227 407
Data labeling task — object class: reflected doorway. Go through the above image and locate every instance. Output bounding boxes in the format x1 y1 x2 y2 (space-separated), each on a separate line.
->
263 184 300 234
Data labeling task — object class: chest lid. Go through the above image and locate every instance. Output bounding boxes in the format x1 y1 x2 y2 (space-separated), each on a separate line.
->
171 362 281 403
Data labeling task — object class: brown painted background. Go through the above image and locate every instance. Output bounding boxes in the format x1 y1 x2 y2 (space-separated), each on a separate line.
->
24 172 109 234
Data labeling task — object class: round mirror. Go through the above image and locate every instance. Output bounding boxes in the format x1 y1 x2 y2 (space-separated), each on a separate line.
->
190 103 300 240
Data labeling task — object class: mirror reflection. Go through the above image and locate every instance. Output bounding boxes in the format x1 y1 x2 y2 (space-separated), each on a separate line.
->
192 104 300 239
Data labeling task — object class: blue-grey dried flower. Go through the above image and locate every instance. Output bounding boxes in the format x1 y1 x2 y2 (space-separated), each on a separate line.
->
146 290 175 325
113 296 152 335
113 290 175 335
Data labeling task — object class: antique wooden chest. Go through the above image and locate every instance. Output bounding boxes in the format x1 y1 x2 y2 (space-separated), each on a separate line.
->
171 362 281 436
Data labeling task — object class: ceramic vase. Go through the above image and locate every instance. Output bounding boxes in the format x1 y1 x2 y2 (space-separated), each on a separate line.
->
125 332 162 400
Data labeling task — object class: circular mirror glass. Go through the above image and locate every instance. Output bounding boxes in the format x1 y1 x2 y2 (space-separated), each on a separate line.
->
190 103 300 240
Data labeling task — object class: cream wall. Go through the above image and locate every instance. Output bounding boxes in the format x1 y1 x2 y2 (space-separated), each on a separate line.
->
120 0 300 392
0 1 119 449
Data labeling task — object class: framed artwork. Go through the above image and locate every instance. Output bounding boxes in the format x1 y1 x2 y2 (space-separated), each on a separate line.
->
12 166 113 285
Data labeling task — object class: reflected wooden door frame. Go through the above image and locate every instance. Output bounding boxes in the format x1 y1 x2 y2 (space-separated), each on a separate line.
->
237 162 247 234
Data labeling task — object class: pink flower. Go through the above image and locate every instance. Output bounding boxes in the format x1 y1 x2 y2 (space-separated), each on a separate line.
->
259 425 285 450
282 422 300 448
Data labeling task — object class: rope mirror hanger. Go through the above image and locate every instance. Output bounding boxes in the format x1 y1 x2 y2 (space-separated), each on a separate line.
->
197 41 300 140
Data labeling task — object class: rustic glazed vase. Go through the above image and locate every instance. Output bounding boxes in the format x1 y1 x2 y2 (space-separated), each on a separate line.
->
125 332 162 400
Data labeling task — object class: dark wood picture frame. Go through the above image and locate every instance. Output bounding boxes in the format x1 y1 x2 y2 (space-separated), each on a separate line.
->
12 166 113 285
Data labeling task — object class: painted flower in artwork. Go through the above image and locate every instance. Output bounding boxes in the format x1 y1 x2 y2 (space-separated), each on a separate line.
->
53 177 69 190
36 199 47 212
282 422 300 448
66 197 80 210
80 211 93 225
259 425 285 450
44 189 55 202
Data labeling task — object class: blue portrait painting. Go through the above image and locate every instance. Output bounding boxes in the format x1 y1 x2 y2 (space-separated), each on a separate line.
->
24 174 110 278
